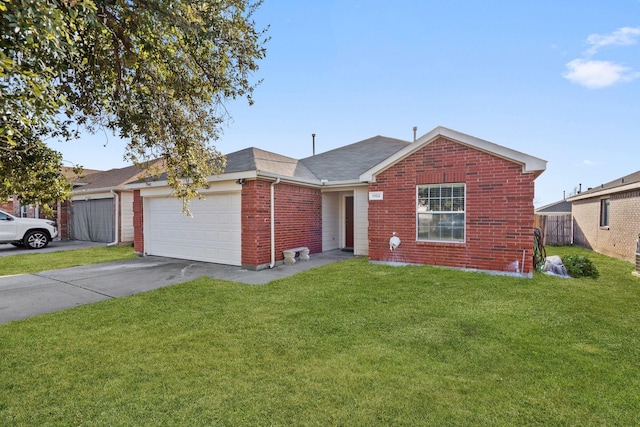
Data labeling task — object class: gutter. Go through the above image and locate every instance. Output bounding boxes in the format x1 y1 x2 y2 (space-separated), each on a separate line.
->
567 181 640 202
269 178 280 268
256 171 322 188
107 190 119 246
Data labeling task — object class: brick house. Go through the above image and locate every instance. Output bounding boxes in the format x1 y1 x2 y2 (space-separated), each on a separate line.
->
59 163 161 244
127 126 546 277
0 199 14 216
567 170 640 262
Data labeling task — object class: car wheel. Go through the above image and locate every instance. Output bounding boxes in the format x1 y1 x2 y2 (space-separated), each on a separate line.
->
24 230 50 249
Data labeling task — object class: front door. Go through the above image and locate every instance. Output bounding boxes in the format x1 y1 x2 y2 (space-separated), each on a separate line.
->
345 196 354 249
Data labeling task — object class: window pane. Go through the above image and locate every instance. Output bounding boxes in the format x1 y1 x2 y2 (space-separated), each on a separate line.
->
417 183 465 242
418 212 464 242
600 198 610 227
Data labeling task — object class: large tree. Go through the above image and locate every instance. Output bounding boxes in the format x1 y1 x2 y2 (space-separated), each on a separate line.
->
1 0 267 211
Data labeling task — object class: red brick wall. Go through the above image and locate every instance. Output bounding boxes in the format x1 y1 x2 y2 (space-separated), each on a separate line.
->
241 179 322 268
368 136 536 275
133 190 144 254
0 200 13 214
57 200 72 239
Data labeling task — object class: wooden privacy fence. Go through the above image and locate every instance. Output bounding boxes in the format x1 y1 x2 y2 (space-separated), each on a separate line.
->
533 214 572 246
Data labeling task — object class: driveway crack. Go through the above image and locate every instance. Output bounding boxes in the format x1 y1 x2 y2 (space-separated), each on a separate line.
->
181 263 198 277
32 273 116 299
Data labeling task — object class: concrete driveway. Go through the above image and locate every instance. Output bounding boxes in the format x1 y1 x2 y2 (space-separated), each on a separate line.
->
0 250 353 325
0 239 104 256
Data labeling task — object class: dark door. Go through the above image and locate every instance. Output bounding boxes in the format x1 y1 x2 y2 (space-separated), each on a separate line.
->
345 196 354 249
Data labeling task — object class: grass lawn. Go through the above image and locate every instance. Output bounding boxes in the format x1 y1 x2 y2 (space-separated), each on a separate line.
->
1 246 639 425
0 246 137 276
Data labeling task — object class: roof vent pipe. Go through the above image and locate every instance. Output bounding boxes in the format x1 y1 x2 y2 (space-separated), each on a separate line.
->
312 133 316 156
413 126 418 142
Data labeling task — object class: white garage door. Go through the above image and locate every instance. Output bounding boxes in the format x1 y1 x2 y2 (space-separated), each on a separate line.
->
146 193 242 265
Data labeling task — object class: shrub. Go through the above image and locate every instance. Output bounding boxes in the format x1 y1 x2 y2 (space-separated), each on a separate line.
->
561 255 599 278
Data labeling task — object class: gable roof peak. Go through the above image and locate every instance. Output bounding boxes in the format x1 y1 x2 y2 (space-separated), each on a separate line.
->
360 126 547 182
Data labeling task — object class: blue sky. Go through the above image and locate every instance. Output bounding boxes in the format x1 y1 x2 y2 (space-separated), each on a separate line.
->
50 0 640 207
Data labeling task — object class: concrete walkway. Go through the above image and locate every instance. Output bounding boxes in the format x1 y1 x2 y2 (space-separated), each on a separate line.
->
0 250 354 324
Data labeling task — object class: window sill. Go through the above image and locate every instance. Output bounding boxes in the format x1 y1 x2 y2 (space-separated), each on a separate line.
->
417 240 466 245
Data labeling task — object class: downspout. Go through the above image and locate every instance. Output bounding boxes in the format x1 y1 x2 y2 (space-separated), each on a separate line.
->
269 178 281 268
107 190 119 246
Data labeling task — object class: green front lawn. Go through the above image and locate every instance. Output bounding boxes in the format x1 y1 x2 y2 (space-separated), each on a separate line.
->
1 246 639 425
0 245 137 276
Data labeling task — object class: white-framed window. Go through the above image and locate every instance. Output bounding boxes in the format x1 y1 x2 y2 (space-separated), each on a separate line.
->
599 198 610 228
417 183 465 242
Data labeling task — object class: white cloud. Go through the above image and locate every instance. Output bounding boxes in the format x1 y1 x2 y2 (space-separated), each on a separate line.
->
563 59 640 88
586 27 640 55
563 26 640 88
581 160 598 166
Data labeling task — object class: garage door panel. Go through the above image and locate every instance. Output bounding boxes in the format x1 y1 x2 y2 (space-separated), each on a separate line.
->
146 193 241 265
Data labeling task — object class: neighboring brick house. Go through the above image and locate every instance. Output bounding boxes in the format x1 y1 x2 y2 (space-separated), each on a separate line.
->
567 170 640 262
0 200 14 215
127 126 546 276
59 162 162 244
3 167 100 223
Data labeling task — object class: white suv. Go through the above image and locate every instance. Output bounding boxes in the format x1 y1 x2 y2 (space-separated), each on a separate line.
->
0 209 58 249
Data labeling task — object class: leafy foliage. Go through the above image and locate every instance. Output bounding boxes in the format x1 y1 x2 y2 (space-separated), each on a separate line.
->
1 0 267 209
0 121 79 215
562 254 600 278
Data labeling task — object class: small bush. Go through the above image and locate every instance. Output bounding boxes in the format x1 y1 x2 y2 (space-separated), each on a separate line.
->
561 255 599 278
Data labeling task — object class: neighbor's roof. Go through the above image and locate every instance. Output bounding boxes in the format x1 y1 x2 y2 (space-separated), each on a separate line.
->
360 126 547 182
61 166 102 181
567 169 640 202
535 199 572 214
72 162 160 192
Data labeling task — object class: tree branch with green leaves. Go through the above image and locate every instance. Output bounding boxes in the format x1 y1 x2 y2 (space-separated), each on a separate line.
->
1 0 267 211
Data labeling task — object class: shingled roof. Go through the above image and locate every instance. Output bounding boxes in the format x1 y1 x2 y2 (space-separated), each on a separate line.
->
568 169 640 201
224 147 318 181
300 135 411 181
535 199 572 214
72 163 160 192
127 127 545 187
